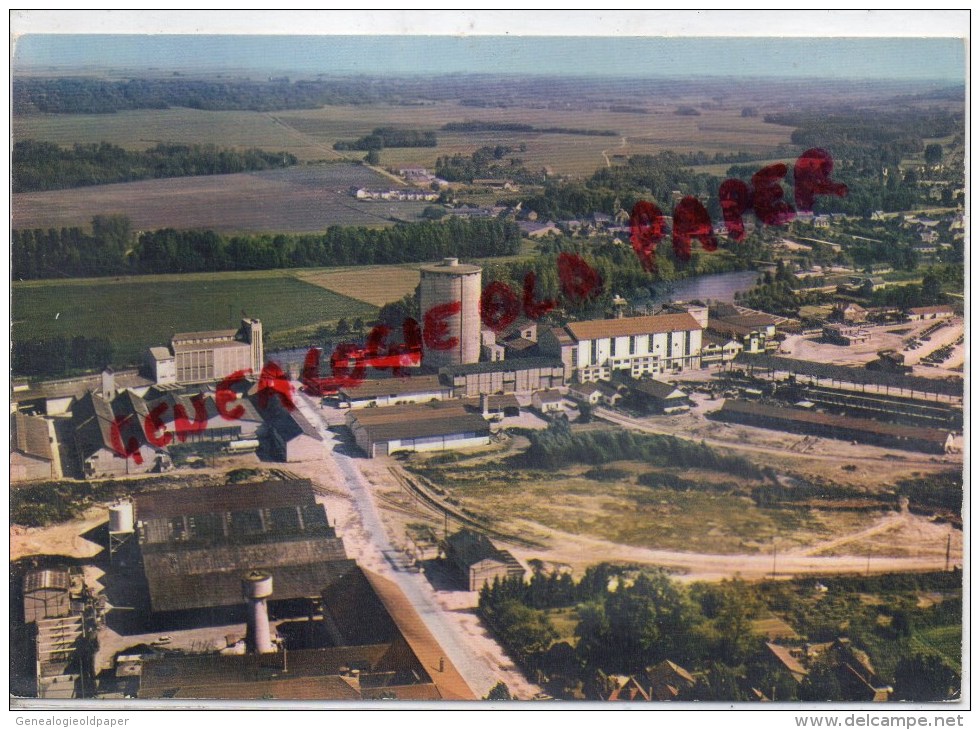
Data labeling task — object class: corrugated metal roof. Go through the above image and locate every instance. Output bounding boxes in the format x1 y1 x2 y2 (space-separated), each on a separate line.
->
737 353 963 397
11 412 53 462
719 399 952 444
439 356 563 377
355 411 490 444
172 329 239 343
565 313 701 342
134 480 317 521
24 568 71 593
339 375 448 401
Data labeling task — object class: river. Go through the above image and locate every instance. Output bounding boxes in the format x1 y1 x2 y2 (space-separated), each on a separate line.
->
633 269 762 309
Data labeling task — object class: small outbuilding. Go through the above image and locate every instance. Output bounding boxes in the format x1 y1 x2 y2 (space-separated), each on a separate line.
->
442 529 526 591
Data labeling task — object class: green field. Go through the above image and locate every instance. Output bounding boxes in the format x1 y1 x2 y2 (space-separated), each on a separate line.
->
912 625 962 672
11 270 378 367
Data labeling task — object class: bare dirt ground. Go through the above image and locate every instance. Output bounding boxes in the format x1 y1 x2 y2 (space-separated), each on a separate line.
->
781 318 964 370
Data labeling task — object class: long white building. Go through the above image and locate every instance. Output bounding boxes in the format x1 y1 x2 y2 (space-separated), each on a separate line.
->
541 308 705 382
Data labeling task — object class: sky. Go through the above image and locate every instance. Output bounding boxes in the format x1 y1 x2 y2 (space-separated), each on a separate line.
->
12 35 966 81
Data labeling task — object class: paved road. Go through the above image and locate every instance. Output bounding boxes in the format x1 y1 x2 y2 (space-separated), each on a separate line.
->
294 393 499 697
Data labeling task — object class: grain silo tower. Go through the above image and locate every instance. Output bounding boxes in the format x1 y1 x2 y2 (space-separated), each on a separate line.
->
242 571 275 654
419 258 482 368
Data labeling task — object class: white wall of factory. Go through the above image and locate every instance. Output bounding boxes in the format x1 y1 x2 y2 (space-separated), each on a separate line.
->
368 431 490 457
575 328 703 381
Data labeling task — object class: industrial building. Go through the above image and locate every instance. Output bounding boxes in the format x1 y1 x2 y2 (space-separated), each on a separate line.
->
568 380 622 407
23 568 74 624
21 568 88 699
531 389 564 414
136 563 473 700
347 403 491 458
823 323 870 346
735 353 963 401
338 374 452 409
706 304 778 355
146 318 264 386
713 399 955 454
540 312 704 383
419 258 482 369
10 412 56 482
12 368 154 417
906 304 955 321
699 331 743 366
144 387 265 444
439 357 566 397
622 378 691 415
130 480 349 615
257 397 324 462
442 529 526 591
71 391 166 478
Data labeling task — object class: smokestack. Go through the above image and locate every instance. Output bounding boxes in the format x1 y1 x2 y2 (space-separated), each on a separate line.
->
242 571 275 654
481 393 490 417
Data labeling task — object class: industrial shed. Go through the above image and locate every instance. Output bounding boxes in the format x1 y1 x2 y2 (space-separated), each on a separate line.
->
133 480 349 614
439 357 565 397
338 374 451 409
10 412 56 482
258 398 324 462
137 563 473 700
23 568 73 624
714 399 955 454
442 529 526 591
625 378 690 415
71 391 164 478
347 403 491 458
144 390 264 443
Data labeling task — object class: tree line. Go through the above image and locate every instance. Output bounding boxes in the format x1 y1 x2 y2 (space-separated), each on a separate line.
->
435 145 542 184
11 216 521 280
13 335 114 379
516 418 763 479
12 76 445 114
13 140 297 193
477 562 961 701
441 121 617 136
333 127 437 151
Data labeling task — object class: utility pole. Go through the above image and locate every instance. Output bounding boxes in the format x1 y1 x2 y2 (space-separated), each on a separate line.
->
945 532 952 572
771 537 777 581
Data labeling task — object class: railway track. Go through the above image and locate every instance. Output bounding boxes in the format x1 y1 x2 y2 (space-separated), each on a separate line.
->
387 466 544 549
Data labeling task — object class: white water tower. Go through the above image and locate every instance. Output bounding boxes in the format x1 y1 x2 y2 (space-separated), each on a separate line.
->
242 571 275 654
108 502 135 564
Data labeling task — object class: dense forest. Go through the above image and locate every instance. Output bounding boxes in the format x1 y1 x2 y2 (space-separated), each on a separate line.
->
12 76 443 113
11 216 521 279
12 140 297 193
333 127 437 151
12 335 115 378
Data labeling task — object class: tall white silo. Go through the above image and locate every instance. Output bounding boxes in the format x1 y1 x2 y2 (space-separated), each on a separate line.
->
418 258 483 368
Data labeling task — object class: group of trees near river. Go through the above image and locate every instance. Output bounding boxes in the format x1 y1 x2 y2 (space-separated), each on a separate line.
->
11 216 521 280
13 140 297 193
